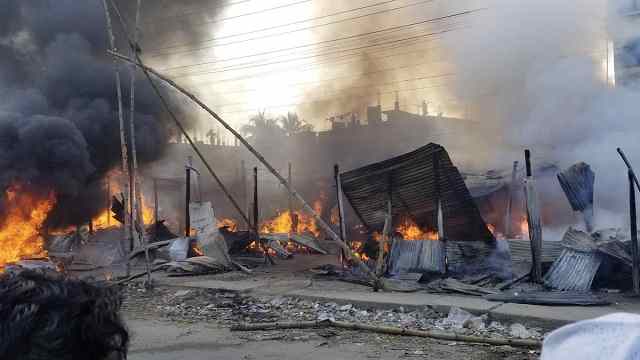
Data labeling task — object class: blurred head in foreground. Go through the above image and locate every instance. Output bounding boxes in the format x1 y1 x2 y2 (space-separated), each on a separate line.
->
541 312 640 360
0 269 128 360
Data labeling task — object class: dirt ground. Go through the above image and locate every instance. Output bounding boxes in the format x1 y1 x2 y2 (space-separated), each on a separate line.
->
121 284 539 360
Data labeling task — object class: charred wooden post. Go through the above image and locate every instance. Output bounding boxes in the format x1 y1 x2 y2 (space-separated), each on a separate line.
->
153 178 158 242
505 161 518 237
254 167 274 265
524 149 543 283
106 175 111 227
241 160 249 229
108 52 384 289
433 153 444 241
288 162 294 234
185 162 191 237
334 164 348 265
376 199 392 277
630 170 640 295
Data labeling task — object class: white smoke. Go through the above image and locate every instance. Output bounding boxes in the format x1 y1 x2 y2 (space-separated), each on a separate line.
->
437 0 640 229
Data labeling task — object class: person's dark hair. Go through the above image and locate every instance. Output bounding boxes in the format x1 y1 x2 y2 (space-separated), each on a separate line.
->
0 269 128 360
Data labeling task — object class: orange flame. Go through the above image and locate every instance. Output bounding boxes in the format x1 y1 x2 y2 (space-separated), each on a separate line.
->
0 184 54 268
395 218 438 241
260 209 320 237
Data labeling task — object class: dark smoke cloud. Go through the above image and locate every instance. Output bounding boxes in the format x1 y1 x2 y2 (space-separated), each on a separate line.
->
0 0 191 228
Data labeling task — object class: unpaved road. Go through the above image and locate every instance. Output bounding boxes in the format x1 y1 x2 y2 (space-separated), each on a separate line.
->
122 284 538 360
125 318 537 360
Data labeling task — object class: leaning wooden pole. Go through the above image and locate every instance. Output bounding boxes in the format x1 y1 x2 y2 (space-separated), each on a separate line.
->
107 51 383 289
630 170 640 295
524 150 542 283
102 1 131 275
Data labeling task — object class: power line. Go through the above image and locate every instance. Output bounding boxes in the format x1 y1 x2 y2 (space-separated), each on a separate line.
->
193 52 448 94
145 0 313 32
159 9 481 72
147 0 434 57
169 26 461 78
185 35 445 85
172 24 447 77
147 0 403 52
209 73 454 109
141 0 252 25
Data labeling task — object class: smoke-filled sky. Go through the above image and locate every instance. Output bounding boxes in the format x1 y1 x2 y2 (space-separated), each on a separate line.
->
138 0 640 227
2 0 640 230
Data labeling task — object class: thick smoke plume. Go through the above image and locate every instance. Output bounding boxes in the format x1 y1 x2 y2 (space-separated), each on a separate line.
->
0 1 222 228
435 0 640 230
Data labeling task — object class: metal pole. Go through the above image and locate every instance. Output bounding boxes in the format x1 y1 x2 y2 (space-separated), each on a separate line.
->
630 170 640 295
241 160 249 229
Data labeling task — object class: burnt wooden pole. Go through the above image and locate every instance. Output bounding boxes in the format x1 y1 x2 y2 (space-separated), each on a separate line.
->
505 161 518 238
630 170 640 295
185 164 191 237
524 149 543 283
334 164 348 265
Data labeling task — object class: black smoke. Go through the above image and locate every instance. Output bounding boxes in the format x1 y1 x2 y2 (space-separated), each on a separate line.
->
0 0 187 228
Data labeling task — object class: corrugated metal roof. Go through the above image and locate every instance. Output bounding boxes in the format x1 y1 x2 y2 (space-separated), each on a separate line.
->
446 240 497 273
388 238 445 274
507 239 563 263
557 162 594 212
340 143 495 242
543 249 602 291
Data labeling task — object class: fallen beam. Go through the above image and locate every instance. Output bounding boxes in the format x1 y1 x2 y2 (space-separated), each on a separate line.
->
230 320 542 349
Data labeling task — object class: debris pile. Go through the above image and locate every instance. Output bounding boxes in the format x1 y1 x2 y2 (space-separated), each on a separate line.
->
122 282 544 341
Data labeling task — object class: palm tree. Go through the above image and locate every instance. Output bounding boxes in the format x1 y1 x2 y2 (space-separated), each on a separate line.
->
279 112 313 136
241 111 284 142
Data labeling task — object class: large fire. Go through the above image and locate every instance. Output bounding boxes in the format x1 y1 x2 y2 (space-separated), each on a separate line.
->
395 217 438 241
89 174 155 231
0 184 55 268
259 199 323 238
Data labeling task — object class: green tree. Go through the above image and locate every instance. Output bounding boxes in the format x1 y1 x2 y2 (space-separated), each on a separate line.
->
279 112 313 136
241 111 284 141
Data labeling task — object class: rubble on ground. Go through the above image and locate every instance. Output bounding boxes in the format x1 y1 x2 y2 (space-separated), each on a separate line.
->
122 282 545 341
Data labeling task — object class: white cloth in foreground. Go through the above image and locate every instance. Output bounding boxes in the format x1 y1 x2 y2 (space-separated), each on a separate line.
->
541 313 640 360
